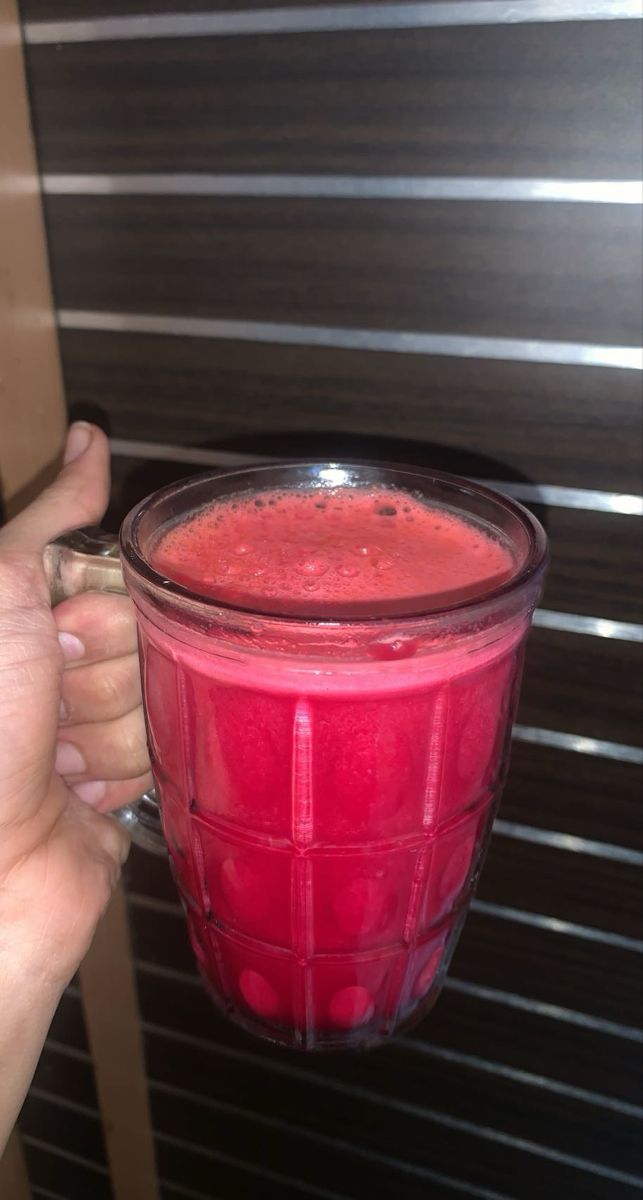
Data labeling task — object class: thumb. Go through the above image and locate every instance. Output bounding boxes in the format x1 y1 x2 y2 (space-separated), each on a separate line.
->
0 423 111 556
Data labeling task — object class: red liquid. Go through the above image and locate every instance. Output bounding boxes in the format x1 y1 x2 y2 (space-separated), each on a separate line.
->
142 486 524 1048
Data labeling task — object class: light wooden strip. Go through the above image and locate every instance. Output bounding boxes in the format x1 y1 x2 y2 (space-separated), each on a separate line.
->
0 1129 32 1200
0 0 66 519
79 884 159 1200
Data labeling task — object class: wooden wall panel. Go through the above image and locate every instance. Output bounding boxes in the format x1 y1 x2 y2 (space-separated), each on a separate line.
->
63 334 643 496
21 1140 112 1200
44 196 642 345
502 742 643 849
143 1032 643 1189
24 22 642 177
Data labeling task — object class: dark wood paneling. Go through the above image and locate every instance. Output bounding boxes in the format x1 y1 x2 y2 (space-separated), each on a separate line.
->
20 1095 105 1174
537 510 643 627
454 909 642 1028
33 1043 96 1109
503 742 643 851
49 987 89 1051
21 1141 111 1200
106 456 642 626
44 196 643 345
148 1071 642 1200
25 23 642 176
478 838 643 940
66 333 643 498
520 629 642 747
143 1026 643 1187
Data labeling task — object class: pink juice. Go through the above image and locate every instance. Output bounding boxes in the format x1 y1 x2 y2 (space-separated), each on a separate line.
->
139 482 528 1049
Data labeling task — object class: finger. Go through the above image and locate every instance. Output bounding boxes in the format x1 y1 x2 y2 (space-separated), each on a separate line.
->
70 770 155 815
55 707 150 783
0 423 110 556
60 655 142 725
55 593 138 667
83 804 132 873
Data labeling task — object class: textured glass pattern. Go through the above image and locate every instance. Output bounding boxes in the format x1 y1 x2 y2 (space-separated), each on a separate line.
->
141 619 522 1050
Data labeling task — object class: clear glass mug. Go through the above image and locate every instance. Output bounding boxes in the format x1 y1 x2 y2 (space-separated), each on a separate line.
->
45 462 547 1050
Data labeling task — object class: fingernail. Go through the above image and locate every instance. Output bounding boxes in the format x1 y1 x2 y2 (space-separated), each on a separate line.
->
55 740 86 776
59 698 68 721
58 631 85 661
72 780 106 807
64 421 92 465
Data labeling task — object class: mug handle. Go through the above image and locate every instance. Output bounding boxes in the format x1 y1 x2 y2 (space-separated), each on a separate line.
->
44 529 166 856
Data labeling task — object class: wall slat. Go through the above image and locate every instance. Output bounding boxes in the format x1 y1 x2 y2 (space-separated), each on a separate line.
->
21 1141 111 1200
64 337 643 497
24 22 642 177
42 196 642 346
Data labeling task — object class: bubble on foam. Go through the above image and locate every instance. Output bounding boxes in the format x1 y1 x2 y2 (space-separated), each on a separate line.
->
297 557 330 577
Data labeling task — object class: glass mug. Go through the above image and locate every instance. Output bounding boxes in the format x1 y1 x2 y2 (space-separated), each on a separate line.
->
45 463 547 1050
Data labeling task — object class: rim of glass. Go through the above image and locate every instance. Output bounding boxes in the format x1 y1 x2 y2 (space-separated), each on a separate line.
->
120 461 548 625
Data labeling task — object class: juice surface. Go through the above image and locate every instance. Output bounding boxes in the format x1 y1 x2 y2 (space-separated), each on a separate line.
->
142 483 524 1048
150 485 515 613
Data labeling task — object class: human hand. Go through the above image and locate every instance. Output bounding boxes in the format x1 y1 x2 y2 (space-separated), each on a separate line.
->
0 423 152 1132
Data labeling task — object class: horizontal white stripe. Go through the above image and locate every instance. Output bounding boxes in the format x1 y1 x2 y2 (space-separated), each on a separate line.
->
512 726 643 765
159 1180 233 1200
42 173 643 205
493 821 643 866
107 437 643 516
58 309 643 371
531 609 643 641
399 1040 643 1119
30 1086 99 1122
477 478 643 515
24 0 643 44
444 979 643 1042
158 1181 224 1200
471 900 643 952
21 1135 110 1176
45 1036 91 1063
156 1130 354 1200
